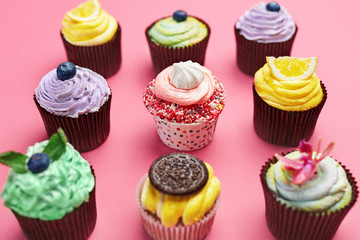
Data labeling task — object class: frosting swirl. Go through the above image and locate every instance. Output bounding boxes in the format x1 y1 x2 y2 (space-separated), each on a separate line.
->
1 141 95 220
35 66 111 118
141 162 220 227
235 2 296 43
254 63 323 111
154 61 215 106
148 16 208 47
266 152 352 212
61 1 118 46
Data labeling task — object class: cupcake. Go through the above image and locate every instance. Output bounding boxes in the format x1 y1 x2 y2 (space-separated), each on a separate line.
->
260 139 358 240
143 61 226 151
253 56 326 147
235 2 297 75
34 62 111 152
136 153 221 240
146 10 210 73
0 129 96 240
61 0 121 78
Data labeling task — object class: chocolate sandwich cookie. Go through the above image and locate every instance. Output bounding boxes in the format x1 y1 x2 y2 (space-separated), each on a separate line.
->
149 153 209 195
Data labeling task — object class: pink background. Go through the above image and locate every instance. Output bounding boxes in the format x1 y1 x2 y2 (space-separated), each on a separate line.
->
0 0 359 239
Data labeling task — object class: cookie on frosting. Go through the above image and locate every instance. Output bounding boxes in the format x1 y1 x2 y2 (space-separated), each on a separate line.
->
149 153 209 195
137 153 221 240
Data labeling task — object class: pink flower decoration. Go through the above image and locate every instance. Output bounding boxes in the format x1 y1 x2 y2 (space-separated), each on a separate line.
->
275 138 335 185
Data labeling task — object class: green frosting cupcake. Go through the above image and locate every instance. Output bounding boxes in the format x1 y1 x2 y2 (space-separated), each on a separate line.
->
1 129 95 221
267 143 352 212
148 16 208 48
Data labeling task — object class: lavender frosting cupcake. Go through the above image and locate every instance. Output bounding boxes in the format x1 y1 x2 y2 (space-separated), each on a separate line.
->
234 2 297 75
34 62 112 152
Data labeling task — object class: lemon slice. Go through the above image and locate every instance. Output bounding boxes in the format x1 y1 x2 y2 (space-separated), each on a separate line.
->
66 0 101 22
267 56 318 81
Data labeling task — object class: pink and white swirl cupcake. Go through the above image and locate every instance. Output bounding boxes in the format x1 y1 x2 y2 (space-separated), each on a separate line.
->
234 2 297 75
143 61 226 151
34 62 111 152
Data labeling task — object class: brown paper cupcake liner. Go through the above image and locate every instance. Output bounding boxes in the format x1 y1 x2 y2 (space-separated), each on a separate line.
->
253 82 327 147
13 167 97 240
235 25 298 76
61 23 121 78
136 174 219 240
146 17 210 74
260 154 358 240
34 94 112 153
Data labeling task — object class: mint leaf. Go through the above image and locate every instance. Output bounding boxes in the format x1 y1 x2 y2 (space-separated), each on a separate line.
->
43 128 67 161
0 151 28 173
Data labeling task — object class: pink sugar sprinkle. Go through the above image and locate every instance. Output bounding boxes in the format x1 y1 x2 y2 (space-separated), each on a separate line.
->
143 79 226 124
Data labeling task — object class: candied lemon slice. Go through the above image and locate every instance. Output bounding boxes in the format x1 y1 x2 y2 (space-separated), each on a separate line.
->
66 0 101 22
267 56 318 81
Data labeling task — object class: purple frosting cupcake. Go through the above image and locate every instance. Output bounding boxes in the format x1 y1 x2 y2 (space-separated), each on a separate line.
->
34 62 112 152
234 2 297 75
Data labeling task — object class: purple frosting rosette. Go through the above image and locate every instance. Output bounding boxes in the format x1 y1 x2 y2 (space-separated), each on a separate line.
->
34 65 112 152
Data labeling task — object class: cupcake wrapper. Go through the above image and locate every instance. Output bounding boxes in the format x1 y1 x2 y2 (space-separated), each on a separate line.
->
154 116 217 151
13 167 97 240
234 25 298 76
61 23 121 78
253 82 327 147
146 17 210 74
136 174 219 240
34 94 112 153
260 154 358 240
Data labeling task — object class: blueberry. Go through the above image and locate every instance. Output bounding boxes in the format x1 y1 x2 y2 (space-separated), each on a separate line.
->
173 10 188 22
27 153 51 174
56 62 76 81
266 2 281 12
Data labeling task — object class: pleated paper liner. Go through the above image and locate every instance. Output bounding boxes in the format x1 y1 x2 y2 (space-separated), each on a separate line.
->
13 167 97 240
61 23 121 79
146 17 211 74
234 25 298 76
136 174 220 240
154 116 218 151
260 154 358 240
34 94 112 153
253 82 327 147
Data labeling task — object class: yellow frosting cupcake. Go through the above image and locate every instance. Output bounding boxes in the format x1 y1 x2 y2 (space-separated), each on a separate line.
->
61 0 117 46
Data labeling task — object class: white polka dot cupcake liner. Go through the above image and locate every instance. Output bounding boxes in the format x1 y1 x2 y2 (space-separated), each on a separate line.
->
154 116 217 151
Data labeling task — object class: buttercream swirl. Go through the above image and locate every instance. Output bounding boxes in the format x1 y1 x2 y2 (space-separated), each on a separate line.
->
61 1 118 46
266 152 352 212
254 63 323 111
235 2 296 43
1 141 95 220
35 66 111 118
141 162 220 227
148 16 208 47
154 61 215 106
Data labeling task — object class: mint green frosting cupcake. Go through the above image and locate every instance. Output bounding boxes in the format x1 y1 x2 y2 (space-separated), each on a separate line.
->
266 151 352 212
1 140 94 220
148 16 208 48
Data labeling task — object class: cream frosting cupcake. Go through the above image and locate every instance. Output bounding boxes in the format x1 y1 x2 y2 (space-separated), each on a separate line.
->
260 139 358 240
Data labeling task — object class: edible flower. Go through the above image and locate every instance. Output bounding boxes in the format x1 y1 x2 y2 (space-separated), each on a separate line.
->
275 138 335 185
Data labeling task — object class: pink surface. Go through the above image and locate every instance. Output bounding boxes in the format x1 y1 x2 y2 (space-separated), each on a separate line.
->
0 0 359 239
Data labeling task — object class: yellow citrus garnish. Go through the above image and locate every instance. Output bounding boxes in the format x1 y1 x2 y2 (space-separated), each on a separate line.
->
66 0 101 22
266 56 318 81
